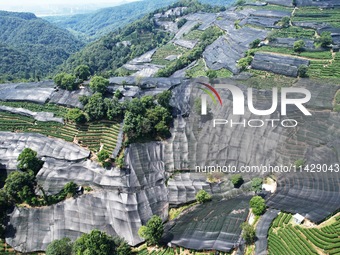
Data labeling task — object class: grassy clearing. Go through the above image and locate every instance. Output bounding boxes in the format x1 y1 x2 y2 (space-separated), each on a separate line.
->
169 202 197 220
269 26 315 39
245 70 297 88
186 59 232 78
254 46 332 60
183 29 204 40
151 43 187 65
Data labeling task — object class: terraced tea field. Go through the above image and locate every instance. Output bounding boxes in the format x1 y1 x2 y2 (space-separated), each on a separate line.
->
293 7 340 28
0 111 121 155
268 213 340 255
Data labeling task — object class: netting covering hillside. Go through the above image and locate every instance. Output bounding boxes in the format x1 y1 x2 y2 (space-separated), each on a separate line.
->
165 196 250 252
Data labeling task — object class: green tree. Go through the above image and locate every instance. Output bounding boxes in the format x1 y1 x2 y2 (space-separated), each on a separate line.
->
157 90 172 109
75 65 91 80
105 98 124 120
206 70 217 79
241 223 256 245
73 230 116 255
98 150 110 163
155 121 170 138
113 237 131 255
54 72 67 87
114 90 123 99
237 56 252 71
46 237 73 255
90 76 109 94
250 38 261 49
4 171 35 203
294 159 305 168
17 148 44 174
177 18 187 29
298 65 308 78
231 174 243 187
293 40 305 52
61 74 77 91
0 189 10 235
251 178 263 193
84 93 107 121
195 189 212 203
66 108 87 124
280 16 290 28
316 31 333 47
138 215 164 245
249 196 266 216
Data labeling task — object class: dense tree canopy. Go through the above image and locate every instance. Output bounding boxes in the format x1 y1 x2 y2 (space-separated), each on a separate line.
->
17 148 44 174
46 237 73 255
4 171 35 203
251 178 263 193
83 93 107 121
66 108 87 124
138 215 164 245
74 65 91 80
89 76 109 94
249 196 266 216
54 73 78 91
73 229 116 255
0 11 83 82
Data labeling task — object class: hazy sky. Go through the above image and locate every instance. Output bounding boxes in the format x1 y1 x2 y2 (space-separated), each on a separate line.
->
0 0 137 6
0 0 139 14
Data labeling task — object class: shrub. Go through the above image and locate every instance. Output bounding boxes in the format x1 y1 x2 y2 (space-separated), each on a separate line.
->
293 40 305 52
66 108 86 124
231 174 243 187
242 223 256 244
250 196 266 216
195 189 212 203
251 178 263 192
298 65 308 77
138 215 164 245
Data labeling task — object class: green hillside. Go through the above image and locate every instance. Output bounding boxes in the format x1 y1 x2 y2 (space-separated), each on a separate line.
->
45 0 235 42
0 11 83 82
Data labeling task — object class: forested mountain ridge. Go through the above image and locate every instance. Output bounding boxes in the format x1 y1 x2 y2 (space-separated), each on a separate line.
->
60 0 227 76
0 11 83 82
45 0 235 42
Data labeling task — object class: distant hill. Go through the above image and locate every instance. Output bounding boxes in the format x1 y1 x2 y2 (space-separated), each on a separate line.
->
45 0 235 41
60 0 229 75
0 11 84 82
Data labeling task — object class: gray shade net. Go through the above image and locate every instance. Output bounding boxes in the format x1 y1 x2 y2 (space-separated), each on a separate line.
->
203 27 268 74
0 105 64 124
255 209 280 255
0 81 55 104
164 196 251 252
2 78 340 253
0 132 90 170
251 52 310 77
